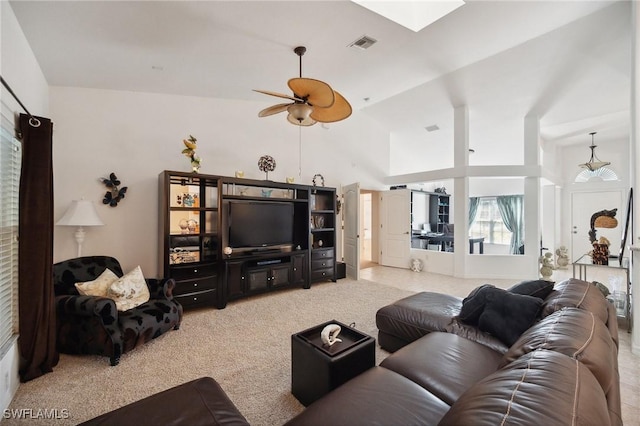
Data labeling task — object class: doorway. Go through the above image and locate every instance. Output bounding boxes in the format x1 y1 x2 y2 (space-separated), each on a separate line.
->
360 190 379 269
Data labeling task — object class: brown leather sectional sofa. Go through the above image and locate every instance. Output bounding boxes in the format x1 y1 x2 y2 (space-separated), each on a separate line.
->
286 278 622 425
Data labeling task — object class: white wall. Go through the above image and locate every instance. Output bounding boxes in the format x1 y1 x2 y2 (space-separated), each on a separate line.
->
50 86 390 275
0 1 50 413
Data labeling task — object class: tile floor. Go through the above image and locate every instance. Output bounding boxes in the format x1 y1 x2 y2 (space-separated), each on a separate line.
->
360 264 640 425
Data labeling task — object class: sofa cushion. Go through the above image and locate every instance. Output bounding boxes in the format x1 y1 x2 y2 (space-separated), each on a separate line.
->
376 292 462 348
444 318 509 354
75 268 119 297
459 284 494 325
107 266 150 311
507 279 555 299
118 299 182 353
501 307 616 395
460 286 542 347
439 349 610 426
542 278 609 324
285 366 450 426
381 332 502 405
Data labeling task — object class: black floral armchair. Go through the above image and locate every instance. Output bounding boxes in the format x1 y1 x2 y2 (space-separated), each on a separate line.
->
53 256 183 365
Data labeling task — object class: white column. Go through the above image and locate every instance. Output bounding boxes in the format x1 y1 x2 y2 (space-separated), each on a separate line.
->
453 106 468 277
524 115 541 278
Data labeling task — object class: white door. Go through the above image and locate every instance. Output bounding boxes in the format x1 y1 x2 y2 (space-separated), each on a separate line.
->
343 183 360 279
571 190 623 261
380 189 411 268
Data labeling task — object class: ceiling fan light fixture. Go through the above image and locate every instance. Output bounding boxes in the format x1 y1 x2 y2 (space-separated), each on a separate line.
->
287 104 315 126
578 132 611 172
288 103 313 120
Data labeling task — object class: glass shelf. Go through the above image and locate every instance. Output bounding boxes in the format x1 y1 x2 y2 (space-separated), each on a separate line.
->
223 183 295 200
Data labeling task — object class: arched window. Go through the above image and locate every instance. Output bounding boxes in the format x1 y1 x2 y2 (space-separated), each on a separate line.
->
574 167 619 183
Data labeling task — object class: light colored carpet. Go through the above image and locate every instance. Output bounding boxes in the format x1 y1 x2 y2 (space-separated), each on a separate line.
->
7 278 416 425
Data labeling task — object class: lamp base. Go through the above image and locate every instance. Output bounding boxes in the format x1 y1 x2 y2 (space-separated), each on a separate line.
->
74 226 86 257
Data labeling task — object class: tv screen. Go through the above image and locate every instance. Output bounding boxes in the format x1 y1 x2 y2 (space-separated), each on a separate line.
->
228 201 294 249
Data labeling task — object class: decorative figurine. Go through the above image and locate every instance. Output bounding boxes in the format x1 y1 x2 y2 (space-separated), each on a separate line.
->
555 246 569 269
258 155 276 180
182 135 201 173
410 258 423 272
320 324 342 347
539 252 554 281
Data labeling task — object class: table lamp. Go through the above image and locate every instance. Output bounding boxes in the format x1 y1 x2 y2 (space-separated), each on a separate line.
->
56 199 104 257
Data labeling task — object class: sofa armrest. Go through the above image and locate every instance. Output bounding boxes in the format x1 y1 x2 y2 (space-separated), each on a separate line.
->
145 278 176 301
55 294 123 365
56 294 118 319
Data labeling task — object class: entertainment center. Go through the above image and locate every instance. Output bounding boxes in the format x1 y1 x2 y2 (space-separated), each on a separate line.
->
159 170 337 309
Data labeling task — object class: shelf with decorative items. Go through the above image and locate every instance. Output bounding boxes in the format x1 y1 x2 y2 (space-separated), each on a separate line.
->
309 187 337 283
160 171 221 309
222 182 297 201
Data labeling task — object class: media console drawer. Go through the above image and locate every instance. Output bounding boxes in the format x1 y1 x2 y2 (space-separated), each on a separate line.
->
312 258 334 270
175 288 217 308
310 268 334 281
170 264 217 280
172 275 217 296
310 248 335 282
311 248 334 259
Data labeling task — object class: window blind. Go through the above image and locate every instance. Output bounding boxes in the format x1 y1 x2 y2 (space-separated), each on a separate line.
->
0 120 21 352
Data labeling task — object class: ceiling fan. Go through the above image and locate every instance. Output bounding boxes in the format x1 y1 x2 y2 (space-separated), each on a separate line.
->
254 46 352 126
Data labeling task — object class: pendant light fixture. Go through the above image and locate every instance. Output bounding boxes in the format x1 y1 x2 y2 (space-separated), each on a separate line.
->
578 132 610 172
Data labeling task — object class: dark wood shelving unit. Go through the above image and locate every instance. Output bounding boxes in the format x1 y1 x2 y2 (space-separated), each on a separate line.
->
159 171 337 309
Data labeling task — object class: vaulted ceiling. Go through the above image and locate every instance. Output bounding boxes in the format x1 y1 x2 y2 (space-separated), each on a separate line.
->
9 0 631 164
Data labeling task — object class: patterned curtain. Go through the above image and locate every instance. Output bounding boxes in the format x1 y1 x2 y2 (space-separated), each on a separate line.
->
496 195 524 255
468 197 480 227
18 113 59 381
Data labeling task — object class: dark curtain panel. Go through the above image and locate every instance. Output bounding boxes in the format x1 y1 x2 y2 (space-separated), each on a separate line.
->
18 113 59 382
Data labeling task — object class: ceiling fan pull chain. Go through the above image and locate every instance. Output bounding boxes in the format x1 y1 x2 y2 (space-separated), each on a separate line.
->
299 125 302 177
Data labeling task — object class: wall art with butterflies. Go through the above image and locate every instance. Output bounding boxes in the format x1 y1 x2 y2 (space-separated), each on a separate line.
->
101 172 128 207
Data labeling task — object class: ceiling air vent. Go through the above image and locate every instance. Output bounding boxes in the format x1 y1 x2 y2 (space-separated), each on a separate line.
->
349 35 377 50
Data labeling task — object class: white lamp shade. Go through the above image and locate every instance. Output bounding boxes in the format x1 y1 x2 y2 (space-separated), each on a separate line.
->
56 200 104 227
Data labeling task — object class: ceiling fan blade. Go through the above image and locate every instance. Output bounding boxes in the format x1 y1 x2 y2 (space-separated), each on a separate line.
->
288 78 335 108
258 103 292 117
310 91 352 123
253 89 299 102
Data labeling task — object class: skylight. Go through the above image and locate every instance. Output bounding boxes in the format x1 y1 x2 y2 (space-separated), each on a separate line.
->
351 0 465 32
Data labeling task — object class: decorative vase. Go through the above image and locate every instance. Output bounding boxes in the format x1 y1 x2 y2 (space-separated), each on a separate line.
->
591 243 609 265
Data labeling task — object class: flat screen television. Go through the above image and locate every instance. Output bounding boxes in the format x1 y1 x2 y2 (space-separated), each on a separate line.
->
228 201 294 250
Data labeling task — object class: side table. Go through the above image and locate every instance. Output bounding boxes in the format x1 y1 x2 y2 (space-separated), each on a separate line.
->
572 254 631 332
291 320 375 406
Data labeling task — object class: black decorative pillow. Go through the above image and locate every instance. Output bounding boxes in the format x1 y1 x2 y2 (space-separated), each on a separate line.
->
507 279 554 299
459 284 495 325
477 287 543 347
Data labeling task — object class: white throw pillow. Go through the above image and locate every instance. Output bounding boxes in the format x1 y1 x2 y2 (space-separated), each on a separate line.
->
75 268 119 297
107 266 150 311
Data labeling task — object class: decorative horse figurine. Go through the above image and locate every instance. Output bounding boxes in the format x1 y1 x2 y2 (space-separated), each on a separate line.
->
320 324 342 346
